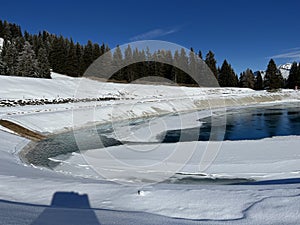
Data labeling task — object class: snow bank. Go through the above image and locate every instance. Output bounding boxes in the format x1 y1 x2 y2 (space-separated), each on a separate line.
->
1 73 300 224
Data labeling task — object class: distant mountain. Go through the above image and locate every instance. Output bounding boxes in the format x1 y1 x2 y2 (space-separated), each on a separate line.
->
254 62 292 79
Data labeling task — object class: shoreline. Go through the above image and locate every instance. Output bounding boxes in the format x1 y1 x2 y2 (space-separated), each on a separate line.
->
17 98 300 171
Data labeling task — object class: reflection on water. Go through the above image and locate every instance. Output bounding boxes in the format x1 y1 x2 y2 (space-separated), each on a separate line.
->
25 103 300 168
163 103 300 142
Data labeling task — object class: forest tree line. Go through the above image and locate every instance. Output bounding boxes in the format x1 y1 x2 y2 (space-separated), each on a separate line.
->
1 20 300 90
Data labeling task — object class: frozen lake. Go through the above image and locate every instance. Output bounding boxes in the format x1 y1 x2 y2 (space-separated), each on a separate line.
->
22 102 300 183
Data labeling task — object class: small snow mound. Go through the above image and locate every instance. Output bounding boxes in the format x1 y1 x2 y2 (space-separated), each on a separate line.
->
50 72 76 80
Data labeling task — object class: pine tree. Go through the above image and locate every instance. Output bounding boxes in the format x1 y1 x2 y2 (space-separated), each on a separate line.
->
172 50 180 83
297 63 300 87
264 59 283 90
112 45 124 81
239 69 255 89
16 41 39 77
37 47 51 78
65 40 79 77
177 48 189 84
2 40 18 75
287 62 298 89
2 21 12 40
0 53 5 74
188 49 197 84
218 60 237 87
124 45 133 81
254 71 264 90
205 51 218 79
198 50 202 60
93 43 101 61
49 36 67 74
82 40 94 72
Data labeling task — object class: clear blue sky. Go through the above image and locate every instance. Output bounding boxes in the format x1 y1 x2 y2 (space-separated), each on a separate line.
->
1 0 300 74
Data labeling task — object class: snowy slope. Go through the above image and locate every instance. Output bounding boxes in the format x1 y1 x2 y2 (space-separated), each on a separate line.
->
0 73 300 224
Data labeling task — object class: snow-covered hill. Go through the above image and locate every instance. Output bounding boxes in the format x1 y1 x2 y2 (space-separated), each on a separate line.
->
0 73 300 224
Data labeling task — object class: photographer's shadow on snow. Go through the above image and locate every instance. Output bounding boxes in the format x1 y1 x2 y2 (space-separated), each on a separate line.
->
31 191 100 225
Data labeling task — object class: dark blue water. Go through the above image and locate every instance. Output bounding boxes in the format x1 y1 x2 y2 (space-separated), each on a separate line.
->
24 103 300 168
163 103 300 142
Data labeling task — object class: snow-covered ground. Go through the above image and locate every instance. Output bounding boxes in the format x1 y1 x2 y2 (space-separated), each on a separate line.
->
1 73 300 224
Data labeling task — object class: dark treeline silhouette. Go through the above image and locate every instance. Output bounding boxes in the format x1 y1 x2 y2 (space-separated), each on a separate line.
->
1 20 299 90
0 20 109 78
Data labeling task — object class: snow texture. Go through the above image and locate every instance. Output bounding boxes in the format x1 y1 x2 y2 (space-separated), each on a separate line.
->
0 73 300 224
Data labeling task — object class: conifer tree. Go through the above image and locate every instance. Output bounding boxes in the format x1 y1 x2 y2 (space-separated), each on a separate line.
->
254 71 264 90
198 50 202 60
0 53 5 74
239 69 255 89
49 36 67 74
16 41 39 77
37 47 51 78
92 43 101 61
287 62 298 89
264 59 283 90
205 51 218 79
112 45 124 81
218 60 237 87
2 40 18 75
65 40 79 76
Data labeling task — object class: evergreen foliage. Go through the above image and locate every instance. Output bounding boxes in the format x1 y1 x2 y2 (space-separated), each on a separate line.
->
218 60 238 87
264 59 283 90
287 62 299 89
205 51 218 79
16 41 39 77
239 69 255 89
254 71 264 90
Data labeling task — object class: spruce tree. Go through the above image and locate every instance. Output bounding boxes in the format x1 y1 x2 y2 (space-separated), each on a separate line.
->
254 71 264 90
2 40 18 75
264 59 283 90
112 45 124 81
65 40 78 77
297 63 300 87
239 69 255 89
0 54 5 74
16 41 39 77
124 45 133 81
49 36 67 74
287 62 298 89
218 60 237 87
82 40 94 72
205 51 218 79
37 47 51 78
198 50 202 60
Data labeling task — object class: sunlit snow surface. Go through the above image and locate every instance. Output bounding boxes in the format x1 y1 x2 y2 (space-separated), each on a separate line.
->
1 73 300 224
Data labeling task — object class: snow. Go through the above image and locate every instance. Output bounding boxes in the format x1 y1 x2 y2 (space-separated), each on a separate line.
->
0 38 3 49
0 73 300 224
